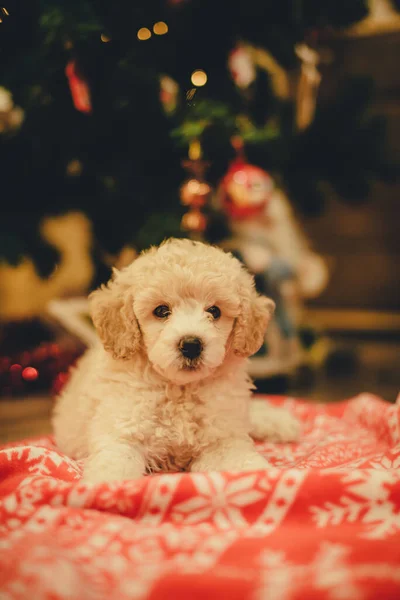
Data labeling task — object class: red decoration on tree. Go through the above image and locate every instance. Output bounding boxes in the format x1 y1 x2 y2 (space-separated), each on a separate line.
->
220 159 274 220
0 342 83 397
180 140 211 236
65 60 92 114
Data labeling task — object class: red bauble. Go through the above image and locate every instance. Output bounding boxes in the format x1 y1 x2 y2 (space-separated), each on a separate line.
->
181 208 207 233
180 178 211 208
220 160 274 220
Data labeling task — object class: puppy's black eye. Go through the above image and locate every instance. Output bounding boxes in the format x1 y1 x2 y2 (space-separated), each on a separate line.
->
206 305 221 320
153 305 171 319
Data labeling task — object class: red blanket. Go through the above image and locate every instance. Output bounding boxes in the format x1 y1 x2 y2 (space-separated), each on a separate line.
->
1 394 400 600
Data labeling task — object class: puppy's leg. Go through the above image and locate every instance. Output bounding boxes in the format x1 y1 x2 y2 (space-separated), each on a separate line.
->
249 399 300 443
82 438 146 484
191 437 269 473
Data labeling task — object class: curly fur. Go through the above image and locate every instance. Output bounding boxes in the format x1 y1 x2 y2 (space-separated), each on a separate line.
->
53 239 299 484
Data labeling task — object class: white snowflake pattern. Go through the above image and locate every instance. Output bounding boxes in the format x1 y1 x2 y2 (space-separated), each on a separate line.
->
172 473 265 529
254 541 400 600
310 470 400 539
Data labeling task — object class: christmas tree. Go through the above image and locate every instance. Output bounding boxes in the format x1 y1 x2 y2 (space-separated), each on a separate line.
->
1 0 397 280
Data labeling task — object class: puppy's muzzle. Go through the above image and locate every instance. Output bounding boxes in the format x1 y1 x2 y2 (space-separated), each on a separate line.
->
179 336 203 360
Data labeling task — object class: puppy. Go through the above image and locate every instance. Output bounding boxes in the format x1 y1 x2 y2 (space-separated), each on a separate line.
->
53 239 299 484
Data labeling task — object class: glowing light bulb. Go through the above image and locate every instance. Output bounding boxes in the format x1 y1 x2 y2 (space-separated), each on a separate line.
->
191 70 207 87
101 33 111 43
137 27 151 41
153 21 168 35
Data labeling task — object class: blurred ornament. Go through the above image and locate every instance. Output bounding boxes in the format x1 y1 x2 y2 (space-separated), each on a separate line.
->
220 159 274 220
160 75 179 114
181 208 207 233
228 45 256 89
65 60 92 114
0 340 84 397
0 87 25 134
180 179 211 208
295 44 321 131
180 140 212 236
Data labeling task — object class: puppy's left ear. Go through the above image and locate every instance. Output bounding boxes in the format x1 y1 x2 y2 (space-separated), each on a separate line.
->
89 277 140 360
233 272 275 358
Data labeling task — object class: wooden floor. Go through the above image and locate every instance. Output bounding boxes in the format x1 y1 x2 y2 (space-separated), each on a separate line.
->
1 337 399 445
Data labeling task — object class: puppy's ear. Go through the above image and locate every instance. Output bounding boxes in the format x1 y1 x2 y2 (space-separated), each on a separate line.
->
233 271 275 358
89 278 140 360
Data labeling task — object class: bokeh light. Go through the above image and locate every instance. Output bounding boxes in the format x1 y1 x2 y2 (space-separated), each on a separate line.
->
137 27 151 41
101 34 111 43
191 70 207 87
153 21 168 35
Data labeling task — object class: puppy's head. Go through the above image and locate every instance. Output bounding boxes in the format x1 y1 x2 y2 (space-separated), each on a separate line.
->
90 239 274 384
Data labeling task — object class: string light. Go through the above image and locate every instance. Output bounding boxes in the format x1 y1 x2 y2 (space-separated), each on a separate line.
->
137 27 151 41
191 70 207 87
153 21 168 35
100 33 111 43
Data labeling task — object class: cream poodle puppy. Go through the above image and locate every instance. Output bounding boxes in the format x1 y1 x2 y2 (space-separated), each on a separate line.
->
53 239 299 484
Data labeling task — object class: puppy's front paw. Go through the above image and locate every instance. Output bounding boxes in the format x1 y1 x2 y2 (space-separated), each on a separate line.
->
249 401 301 443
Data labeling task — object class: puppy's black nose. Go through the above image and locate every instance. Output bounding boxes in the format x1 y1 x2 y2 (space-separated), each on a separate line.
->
179 336 203 359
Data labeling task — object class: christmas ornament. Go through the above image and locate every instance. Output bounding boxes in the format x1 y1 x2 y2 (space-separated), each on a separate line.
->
0 87 24 134
220 159 274 220
0 340 83 397
181 208 207 233
180 178 211 208
160 75 179 114
65 60 92 114
180 140 212 236
228 45 256 89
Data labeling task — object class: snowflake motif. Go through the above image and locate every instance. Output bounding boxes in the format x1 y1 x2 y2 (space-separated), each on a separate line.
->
172 473 265 529
310 470 400 539
255 541 400 600
369 451 400 470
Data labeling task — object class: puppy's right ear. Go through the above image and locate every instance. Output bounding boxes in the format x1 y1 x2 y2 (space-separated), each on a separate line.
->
89 279 140 360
